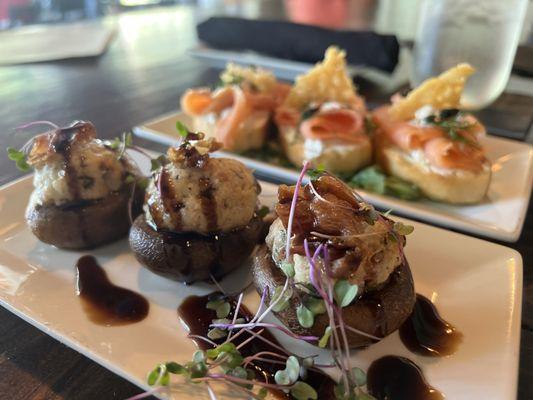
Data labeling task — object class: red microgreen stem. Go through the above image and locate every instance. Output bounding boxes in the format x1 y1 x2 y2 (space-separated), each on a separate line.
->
285 161 310 262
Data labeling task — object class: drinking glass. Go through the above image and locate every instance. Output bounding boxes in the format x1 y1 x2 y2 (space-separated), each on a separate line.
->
412 0 529 108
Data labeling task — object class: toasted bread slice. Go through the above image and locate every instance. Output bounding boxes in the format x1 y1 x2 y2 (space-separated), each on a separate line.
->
279 125 371 173
375 135 491 204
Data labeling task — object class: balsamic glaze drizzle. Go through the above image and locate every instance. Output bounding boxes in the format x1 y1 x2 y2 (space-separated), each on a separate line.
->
367 356 444 400
76 255 149 326
400 294 462 357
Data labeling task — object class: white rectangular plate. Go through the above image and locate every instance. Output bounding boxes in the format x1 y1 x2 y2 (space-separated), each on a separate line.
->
0 154 523 399
133 111 533 243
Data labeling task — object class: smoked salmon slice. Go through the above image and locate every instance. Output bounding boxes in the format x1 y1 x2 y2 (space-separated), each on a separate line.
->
300 108 366 143
373 105 487 172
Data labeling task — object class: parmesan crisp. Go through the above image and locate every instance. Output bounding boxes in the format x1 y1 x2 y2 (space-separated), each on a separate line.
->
220 63 277 93
284 46 358 109
390 63 475 121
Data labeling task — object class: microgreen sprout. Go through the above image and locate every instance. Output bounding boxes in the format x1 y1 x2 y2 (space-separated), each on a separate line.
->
139 164 412 400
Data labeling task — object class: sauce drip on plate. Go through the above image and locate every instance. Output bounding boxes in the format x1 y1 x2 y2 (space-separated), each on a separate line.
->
400 294 462 356
367 356 444 400
76 255 149 325
178 293 336 399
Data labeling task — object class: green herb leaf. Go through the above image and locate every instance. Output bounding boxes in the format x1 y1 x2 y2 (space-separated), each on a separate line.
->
125 174 136 184
393 221 414 236
216 302 231 319
307 163 325 181
207 327 227 340
290 381 318 400
166 361 186 374
206 342 236 359
351 367 367 387
257 205 270 218
275 356 300 385
7 147 31 171
137 177 149 190
271 286 293 312
258 387 268 398
193 350 205 363
303 296 326 315
147 365 163 386
301 107 319 121
159 371 170 386
351 166 386 194
7 147 25 161
274 369 291 385
385 176 421 200
187 360 208 379
351 165 421 201
176 121 190 138
150 154 168 172
296 304 314 328
206 299 224 310
280 261 295 278
318 326 332 348
15 157 31 172
334 280 358 308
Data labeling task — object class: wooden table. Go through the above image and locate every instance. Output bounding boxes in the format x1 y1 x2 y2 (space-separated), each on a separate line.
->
0 5 531 399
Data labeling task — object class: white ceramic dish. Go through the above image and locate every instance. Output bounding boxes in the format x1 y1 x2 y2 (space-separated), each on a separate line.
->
0 154 523 399
133 111 533 242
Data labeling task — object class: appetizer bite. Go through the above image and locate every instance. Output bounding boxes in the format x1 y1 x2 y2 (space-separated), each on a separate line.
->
129 131 264 283
15 121 144 249
373 63 491 204
252 164 415 348
180 63 290 152
275 47 372 174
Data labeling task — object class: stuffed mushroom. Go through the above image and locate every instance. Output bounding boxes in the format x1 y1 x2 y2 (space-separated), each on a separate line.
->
23 121 144 249
252 171 415 348
129 132 264 283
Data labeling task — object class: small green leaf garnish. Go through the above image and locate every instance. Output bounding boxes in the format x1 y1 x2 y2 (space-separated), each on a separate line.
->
271 286 293 312
290 381 318 400
333 280 358 308
207 327 227 340
257 205 270 218
166 361 186 374
318 326 332 348
301 107 319 121
307 164 325 180
206 342 237 359
7 147 31 172
274 356 300 385
125 174 136 184
216 302 231 319
303 296 326 315
150 154 168 172
176 121 189 138
296 304 314 328
351 165 421 201
393 221 414 236
137 177 149 190
280 261 295 278
351 367 367 387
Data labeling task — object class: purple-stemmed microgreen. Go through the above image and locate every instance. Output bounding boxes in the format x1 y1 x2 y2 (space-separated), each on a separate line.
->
141 163 418 399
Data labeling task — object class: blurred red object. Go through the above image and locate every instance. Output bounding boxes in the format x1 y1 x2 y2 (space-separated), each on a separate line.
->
285 0 348 28
0 0 32 23
285 0 374 29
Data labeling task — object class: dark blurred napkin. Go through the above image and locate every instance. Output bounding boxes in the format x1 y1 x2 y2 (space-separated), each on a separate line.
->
197 17 400 73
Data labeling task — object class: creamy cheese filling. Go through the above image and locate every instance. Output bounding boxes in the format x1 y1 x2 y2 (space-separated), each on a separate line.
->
30 141 139 207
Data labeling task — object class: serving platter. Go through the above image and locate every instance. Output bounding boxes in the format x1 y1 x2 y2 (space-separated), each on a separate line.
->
133 111 533 242
0 150 523 399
